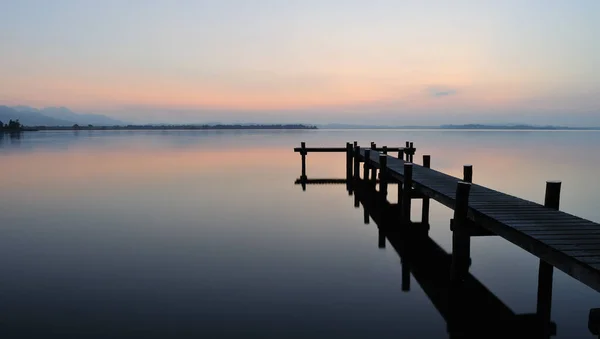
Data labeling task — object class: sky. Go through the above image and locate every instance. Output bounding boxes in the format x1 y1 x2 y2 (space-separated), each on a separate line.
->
1 0 599 125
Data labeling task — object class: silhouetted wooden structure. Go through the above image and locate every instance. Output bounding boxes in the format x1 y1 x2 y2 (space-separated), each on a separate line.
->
294 141 600 337
354 179 556 338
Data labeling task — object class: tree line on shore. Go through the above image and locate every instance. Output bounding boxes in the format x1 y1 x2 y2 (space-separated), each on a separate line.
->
0 119 22 131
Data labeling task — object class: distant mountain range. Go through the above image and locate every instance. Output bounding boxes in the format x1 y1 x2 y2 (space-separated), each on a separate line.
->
0 105 124 126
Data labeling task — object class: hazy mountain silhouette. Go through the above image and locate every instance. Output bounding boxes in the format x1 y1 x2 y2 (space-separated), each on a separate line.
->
12 106 124 126
0 106 73 126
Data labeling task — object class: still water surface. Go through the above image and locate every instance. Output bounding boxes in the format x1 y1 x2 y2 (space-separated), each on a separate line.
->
1 129 600 338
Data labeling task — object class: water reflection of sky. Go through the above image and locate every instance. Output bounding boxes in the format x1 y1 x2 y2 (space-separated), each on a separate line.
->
0 130 599 338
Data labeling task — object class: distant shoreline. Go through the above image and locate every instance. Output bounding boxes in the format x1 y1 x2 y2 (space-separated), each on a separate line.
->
22 124 318 131
5 123 600 132
316 124 600 130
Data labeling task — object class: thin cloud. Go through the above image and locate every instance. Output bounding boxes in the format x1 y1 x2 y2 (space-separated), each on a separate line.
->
426 86 457 98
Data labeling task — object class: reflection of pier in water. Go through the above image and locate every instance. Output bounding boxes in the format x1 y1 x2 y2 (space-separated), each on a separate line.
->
297 177 557 338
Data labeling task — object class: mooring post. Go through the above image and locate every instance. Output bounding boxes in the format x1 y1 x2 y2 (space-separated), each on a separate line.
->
401 163 413 224
379 153 388 197
537 181 561 336
422 155 431 225
450 181 472 283
353 146 361 179
463 165 473 183
409 142 414 162
346 142 353 181
363 149 371 181
300 142 307 180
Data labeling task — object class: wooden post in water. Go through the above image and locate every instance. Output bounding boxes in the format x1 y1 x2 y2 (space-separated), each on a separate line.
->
421 155 431 225
463 165 473 183
409 142 414 162
363 149 371 181
346 142 353 181
300 142 307 180
378 229 386 249
353 146 361 179
379 153 388 197
370 154 377 185
402 163 413 224
537 181 561 337
451 181 472 283
401 257 411 292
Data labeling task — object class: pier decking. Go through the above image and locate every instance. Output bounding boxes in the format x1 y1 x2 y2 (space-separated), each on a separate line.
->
357 147 600 292
294 141 600 337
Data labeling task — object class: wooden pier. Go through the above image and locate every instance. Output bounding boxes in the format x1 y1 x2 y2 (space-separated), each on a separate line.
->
294 141 600 337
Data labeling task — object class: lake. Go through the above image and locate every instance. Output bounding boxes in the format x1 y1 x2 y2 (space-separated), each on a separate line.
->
1 129 600 338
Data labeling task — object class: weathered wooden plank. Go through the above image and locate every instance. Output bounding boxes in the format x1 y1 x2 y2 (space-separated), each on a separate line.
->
531 233 600 240
552 244 600 251
515 225 600 231
561 249 600 257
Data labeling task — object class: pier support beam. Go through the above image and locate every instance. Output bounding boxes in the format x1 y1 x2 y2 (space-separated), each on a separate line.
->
451 181 472 283
402 163 413 225
378 229 386 249
463 165 473 183
300 142 307 180
421 155 431 225
346 142 353 181
379 153 388 198
363 149 371 182
402 257 411 292
353 146 361 179
537 181 561 337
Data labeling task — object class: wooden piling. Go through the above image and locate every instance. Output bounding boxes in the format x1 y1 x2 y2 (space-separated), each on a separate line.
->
409 142 414 162
402 163 413 224
450 181 472 283
353 141 358 149
371 142 376 150
346 142 353 180
382 146 388 154
537 181 561 336
379 153 388 196
370 155 377 185
363 149 371 181
544 181 561 210
463 165 473 183
402 258 411 291
422 155 431 225
301 142 307 180
353 146 361 179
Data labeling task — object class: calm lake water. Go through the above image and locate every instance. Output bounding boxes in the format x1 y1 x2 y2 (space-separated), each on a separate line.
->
1 129 600 338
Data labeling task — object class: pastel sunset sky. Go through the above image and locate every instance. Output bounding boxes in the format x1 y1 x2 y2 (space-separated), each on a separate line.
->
1 0 599 125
